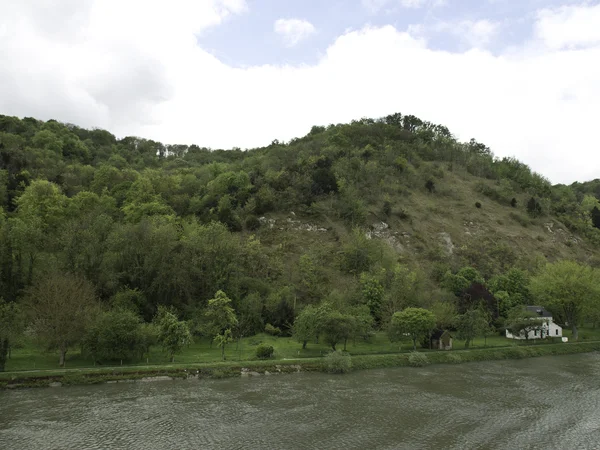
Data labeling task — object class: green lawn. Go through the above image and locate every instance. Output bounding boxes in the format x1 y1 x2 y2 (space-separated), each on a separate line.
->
5 326 600 373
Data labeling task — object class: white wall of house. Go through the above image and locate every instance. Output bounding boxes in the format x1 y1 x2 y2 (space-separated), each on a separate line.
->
505 317 563 340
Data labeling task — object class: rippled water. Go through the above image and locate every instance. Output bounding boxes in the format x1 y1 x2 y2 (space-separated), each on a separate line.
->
2 353 600 449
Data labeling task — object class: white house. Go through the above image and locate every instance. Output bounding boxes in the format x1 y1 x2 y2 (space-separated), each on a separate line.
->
505 306 563 340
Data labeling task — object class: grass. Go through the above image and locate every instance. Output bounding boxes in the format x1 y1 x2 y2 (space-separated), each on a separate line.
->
5 326 600 374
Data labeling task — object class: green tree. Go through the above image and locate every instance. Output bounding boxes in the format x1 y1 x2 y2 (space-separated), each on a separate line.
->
506 306 543 341
85 308 145 362
214 328 234 361
154 306 192 362
204 290 238 339
530 261 600 340
454 308 489 348
26 273 99 366
388 308 436 350
360 272 385 324
0 299 24 372
322 311 355 351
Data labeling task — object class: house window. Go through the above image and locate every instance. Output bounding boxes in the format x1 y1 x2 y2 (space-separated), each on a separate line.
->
556 329 559 336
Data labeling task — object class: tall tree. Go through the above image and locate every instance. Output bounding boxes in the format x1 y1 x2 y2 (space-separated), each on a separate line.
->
154 306 192 362
454 308 489 348
0 299 23 371
26 273 99 366
388 308 436 351
530 260 600 340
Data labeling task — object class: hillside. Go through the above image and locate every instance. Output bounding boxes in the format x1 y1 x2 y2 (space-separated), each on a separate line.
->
2 111 600 367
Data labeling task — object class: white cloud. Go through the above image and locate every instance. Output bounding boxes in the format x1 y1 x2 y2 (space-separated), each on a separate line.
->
0 1 599 184
423 19 500 48
535 3 600 50
274 18 316 47
362 0 442 13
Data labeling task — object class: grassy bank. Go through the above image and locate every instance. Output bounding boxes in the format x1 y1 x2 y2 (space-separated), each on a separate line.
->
2 341 599 389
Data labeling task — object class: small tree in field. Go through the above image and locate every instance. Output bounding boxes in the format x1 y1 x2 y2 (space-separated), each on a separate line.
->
154 306 192 362
388 308 436 351
454 308 489 349
214 329 234 361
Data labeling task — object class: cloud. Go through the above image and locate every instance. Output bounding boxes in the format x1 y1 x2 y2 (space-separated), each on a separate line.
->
1 1 599 184
362 0 444 13
274 18 316 47
420 19 500 48
535 3 600 50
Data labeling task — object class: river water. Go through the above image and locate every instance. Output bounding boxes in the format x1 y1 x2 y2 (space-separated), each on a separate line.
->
1 353 600 449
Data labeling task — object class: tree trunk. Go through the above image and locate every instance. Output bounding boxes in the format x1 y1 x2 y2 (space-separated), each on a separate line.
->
302 340 307 349
464 338 471 349
412 337 417 351
59 346 67 367
343 338 347 352
221 345 226 361
572 324 579 341
0 338 8 372
331 343 336 351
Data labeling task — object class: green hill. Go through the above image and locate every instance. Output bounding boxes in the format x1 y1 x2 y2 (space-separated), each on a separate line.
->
1 112 600 367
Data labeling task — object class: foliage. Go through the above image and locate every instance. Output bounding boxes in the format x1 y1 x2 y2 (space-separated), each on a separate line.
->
25 272 99 366
388 307 436 350
324 351 352 374
454 309 490 349
408 351 429 367
530 260 600 340
0 299 24 372
255 344 274 359
85 308 145 362
264 323 282 336
154 306 192 362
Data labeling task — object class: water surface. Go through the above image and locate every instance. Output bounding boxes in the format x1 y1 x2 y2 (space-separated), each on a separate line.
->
1 353 600 449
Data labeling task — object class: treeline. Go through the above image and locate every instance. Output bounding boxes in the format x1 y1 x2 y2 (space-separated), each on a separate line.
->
1 112 600 369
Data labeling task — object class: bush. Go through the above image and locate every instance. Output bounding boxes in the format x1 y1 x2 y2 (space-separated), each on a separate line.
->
382 200 392 217
408 351 429 367
325 351 352 374
445 353 462 364
264 323 281 336
475 202 482 209
245 215 261 231
256 344 274 360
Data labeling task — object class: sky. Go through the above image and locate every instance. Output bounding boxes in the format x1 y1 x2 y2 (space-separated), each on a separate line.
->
0 0 599 184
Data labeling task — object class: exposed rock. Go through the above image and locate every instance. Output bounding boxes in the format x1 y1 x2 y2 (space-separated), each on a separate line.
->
140 376 173 382
438 232 454 256
49 381 62 387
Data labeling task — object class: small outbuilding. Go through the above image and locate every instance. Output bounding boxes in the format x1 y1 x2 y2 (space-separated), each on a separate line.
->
431 330 453 350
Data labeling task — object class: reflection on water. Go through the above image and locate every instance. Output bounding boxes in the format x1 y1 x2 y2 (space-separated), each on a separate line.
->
1 353 600 449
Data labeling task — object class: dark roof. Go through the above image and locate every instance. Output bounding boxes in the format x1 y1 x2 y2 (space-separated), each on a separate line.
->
525 306 552 317
431 330 452 339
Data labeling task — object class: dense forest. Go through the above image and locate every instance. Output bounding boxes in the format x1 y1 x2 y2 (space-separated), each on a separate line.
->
2 111 600 369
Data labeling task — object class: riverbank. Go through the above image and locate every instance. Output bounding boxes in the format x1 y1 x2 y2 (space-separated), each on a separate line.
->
2 341 600 389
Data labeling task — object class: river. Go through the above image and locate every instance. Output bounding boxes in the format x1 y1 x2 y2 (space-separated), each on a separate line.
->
1 353 600 449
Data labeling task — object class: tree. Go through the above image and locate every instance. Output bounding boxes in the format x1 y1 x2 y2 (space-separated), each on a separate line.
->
0 299 23 372
204 290 238 340
591 206 600 230
26 273 99 366
214 328 234 361
293 305 319 349
154 306 192 362
85 308 145 362
388 308 436 351
322 311 355 351
360 272 385 324
506 306 544 341
530 260 600 340
454 308 489 348
526 197 542 217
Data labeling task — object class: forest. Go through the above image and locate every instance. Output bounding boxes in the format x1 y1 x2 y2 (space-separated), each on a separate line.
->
2 111 600 371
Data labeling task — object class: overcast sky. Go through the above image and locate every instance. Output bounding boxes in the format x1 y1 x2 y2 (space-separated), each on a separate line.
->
1 0 599 184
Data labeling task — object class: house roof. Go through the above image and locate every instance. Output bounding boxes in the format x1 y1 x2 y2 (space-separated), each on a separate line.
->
431 330 452 339
525 306 552 317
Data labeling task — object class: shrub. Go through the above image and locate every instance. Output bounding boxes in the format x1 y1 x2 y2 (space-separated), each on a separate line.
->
425 180 435 193
445 353 462 364
408 351 429 367
264 323 281 336
475 202 482 209
509 212 530 227
325 351 352 374
245 215 261 231
383 200 392 217
256 344 274 360
511 198 517 208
